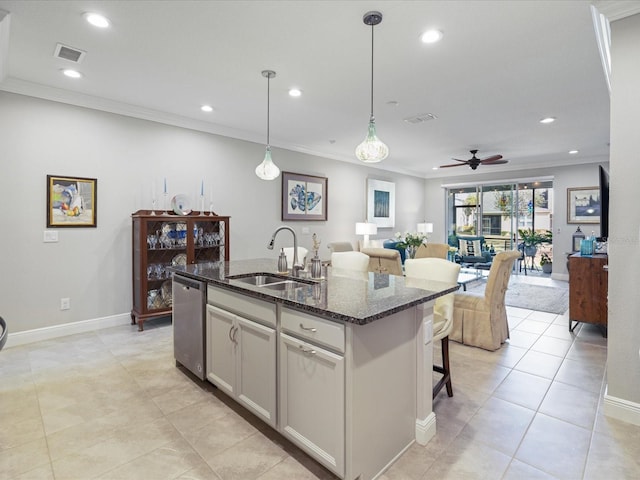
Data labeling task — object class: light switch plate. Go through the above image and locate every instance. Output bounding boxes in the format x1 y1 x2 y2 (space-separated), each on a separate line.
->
44 230 58 243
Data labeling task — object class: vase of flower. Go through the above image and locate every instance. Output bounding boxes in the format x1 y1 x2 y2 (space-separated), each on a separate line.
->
406 245 417 259
395 231 427 260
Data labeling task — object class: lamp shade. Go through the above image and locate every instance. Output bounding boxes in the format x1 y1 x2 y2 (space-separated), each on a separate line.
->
255 146 280 180
417 222 433 234
356 222 378 236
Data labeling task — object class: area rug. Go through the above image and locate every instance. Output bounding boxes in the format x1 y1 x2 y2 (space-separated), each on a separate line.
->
464 281 569 314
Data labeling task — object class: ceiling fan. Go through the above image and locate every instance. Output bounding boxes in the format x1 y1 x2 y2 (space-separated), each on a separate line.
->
440 149 508 170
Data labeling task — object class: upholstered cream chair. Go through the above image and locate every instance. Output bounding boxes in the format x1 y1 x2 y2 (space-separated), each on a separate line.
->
405 258 461 398
327 241 354 253
360 247 403 276
415 243 449 259
283 247 308 269
330 251 370 272
450 250 521 351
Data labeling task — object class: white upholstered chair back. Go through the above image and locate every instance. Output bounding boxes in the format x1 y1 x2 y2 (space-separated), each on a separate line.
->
283 247 308 269
330 251 370 272
404 258 461 341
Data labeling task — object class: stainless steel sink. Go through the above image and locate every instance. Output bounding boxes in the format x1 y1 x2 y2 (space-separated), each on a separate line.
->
228 273 314 290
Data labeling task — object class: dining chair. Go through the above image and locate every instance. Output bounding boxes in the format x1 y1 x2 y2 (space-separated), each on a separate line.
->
415 243 449 259
360 247 403 275
450 250 521 351
404 258 461 399
283 247 308 270
327 241 354 253
0 316 7 351
330 251 370 272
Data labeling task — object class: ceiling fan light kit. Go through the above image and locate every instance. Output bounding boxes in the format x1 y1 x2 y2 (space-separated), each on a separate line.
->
439 149 508 170
355 10 389 163
255 69 281 181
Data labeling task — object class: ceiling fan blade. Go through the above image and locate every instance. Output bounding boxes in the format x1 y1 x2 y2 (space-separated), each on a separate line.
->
479 154 503 162
480 158 509 165
439 162 468 168
450 158 469 163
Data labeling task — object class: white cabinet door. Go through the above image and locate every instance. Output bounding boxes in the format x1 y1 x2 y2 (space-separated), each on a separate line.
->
206 304 276 427
206 304 236 395
279 332 345 477
236 316 276 427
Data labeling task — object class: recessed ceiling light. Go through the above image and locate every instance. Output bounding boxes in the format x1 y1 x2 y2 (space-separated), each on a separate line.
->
421 29 443 44
288 88 302 97
201 105 213 113
62 69 82 78
569 150 579 154
84 13 110 28
539 117 556 124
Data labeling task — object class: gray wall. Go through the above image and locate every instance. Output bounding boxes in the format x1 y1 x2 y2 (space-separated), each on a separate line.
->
607 13 640 407
0 91 425 333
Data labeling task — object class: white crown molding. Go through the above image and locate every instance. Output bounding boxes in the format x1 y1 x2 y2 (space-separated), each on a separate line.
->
592 1 640 22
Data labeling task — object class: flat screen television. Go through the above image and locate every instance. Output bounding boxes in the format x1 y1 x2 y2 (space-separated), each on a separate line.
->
599 165 609 241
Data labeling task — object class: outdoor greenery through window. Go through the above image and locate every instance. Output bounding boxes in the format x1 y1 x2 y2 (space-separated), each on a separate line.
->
446 180 553 268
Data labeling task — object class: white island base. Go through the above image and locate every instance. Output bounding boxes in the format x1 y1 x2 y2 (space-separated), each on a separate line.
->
204 282 438 480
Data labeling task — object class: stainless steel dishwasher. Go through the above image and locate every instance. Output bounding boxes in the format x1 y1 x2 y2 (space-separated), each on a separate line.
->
172 274 206 380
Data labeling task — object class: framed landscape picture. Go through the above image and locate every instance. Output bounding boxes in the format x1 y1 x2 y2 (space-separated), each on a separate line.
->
567 186 600 224
281 172 328 221
47 175 97 227
367 178 395 228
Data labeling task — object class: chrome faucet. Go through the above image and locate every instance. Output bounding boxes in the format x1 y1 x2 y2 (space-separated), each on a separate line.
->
267 226 303 277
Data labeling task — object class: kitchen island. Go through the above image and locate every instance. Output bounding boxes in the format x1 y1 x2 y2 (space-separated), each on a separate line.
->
171 259 458 480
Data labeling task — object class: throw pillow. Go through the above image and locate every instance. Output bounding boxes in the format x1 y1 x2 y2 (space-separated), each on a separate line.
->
459 239 482 256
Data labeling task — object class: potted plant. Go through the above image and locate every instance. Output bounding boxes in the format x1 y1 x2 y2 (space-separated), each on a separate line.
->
540 252 553 274
518 228 552 257
395 231 427 259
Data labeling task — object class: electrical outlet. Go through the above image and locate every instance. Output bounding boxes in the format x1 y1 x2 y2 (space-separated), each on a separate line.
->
60 298 70 310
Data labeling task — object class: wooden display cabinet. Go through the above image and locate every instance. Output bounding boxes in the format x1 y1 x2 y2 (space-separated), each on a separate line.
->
569 253 608 335
131 210 230 331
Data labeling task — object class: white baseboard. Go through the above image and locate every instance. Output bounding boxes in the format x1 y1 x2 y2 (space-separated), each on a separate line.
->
603 385 640 426
415 412 437 446
552 272 569 281
5 313 133 348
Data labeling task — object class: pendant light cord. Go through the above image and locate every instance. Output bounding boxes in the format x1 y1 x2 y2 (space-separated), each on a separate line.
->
370 22 374 118
266 74 270 146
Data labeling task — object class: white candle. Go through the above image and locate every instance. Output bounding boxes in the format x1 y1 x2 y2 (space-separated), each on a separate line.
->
200 179 204 196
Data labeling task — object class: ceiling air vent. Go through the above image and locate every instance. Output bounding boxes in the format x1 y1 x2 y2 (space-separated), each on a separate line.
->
54 43 86 63
403 113 438 124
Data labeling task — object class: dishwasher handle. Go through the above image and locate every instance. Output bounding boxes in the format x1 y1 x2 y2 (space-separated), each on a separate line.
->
173 275 203 290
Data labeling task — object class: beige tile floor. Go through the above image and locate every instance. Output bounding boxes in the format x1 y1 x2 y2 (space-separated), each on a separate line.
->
2 276 640 479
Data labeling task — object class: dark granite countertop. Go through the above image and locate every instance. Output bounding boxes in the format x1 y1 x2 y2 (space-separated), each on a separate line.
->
170 258 459 326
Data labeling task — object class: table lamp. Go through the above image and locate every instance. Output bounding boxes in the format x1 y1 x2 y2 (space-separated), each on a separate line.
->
416 222 433 235
356 222 378 248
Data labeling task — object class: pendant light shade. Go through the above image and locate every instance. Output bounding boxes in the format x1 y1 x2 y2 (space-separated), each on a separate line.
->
355 11 389 163
255 70 280 180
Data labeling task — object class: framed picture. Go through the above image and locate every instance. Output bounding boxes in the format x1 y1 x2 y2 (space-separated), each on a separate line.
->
47 175 97 227
567 186 600 224
281 171 328 221
367 178 395 228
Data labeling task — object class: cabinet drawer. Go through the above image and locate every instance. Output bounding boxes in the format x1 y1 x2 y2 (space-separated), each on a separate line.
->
281 308 345 353
207 285 276 327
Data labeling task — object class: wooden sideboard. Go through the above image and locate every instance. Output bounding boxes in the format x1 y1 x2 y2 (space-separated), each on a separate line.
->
569 253 608 335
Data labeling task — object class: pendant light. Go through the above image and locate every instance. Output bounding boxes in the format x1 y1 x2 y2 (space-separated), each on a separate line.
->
355 11 389 163
255 70 281 180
